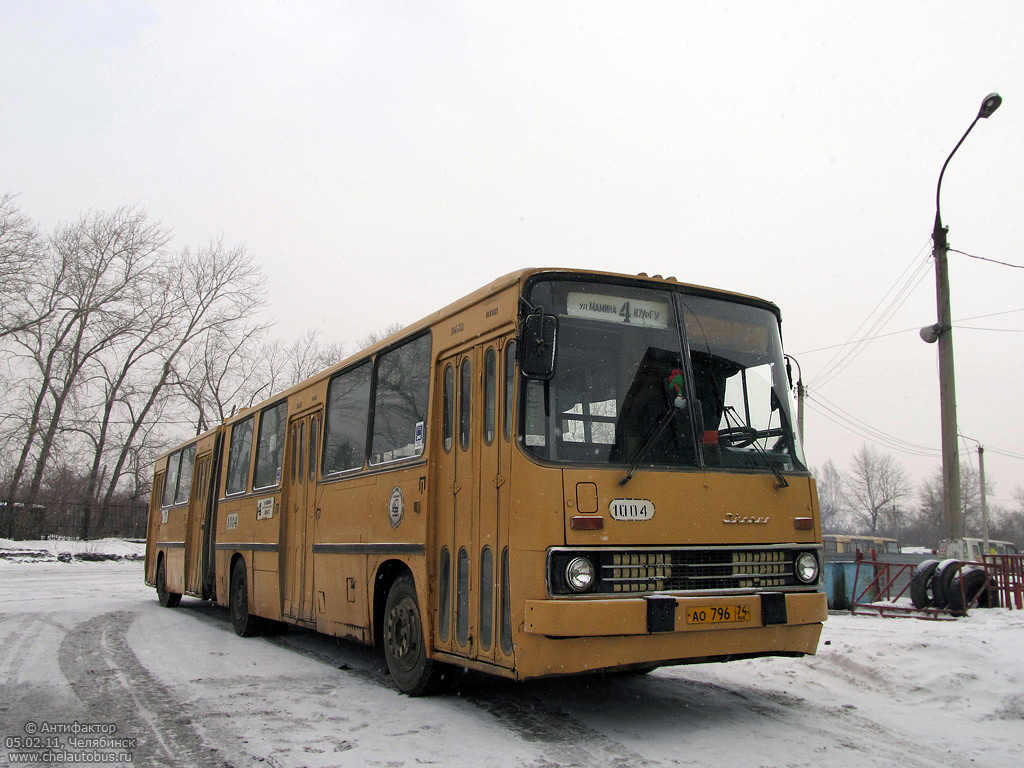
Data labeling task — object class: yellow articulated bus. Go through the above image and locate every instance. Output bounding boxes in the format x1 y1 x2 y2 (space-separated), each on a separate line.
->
146 268 827 695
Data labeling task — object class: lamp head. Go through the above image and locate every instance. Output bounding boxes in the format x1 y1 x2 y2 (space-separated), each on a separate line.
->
920 323 943 344
978 93 1002 119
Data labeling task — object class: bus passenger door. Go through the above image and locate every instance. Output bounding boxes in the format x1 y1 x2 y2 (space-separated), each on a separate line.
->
435 351 478 657
436 339 514 668
478 339 514 667
282 409 321 624
184 451 211 595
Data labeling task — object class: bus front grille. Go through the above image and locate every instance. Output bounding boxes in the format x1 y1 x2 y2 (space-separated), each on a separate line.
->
548 546 821 596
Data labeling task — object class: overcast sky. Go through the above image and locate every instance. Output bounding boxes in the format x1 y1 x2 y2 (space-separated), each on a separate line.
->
3 1 1022 513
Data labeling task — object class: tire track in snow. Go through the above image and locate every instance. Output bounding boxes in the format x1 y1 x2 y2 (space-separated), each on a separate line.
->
0 615 56 729
171 602 655 766
0 614 31 676
58 610 232 768
650 672 974 768
0 613 83 729
169 600 964 767
463 685 656 768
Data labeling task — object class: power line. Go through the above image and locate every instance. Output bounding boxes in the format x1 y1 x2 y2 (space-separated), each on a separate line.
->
802 240 1022 385
815 241 933 387
950 248 1024 270
804 391 941 458
794 307 1024 355
987 446 1024 462
805 391 1024 467
957 326 1024 333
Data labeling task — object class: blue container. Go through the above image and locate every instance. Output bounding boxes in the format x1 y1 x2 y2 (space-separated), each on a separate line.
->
824 561 859 610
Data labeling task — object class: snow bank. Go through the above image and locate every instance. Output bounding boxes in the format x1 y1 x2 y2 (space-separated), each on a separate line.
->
0 537 145 563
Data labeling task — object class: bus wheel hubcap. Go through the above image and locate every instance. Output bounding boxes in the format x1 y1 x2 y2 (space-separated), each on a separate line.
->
389 598 418 666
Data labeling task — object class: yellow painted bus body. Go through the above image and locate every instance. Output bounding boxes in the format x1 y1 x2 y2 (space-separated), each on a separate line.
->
146 268 827 691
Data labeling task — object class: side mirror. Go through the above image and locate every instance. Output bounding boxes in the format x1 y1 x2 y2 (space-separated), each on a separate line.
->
519 313 557 380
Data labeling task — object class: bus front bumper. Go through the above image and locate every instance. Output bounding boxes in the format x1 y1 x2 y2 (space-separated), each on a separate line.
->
511 591 827 679
524 591 827 638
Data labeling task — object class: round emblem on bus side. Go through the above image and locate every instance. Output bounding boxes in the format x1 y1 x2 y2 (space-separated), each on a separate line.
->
388 487 405 528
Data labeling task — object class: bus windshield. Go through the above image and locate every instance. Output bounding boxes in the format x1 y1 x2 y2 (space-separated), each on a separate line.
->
521 278 806 473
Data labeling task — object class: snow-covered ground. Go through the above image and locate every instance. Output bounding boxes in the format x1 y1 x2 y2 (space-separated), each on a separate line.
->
0 542 1021 767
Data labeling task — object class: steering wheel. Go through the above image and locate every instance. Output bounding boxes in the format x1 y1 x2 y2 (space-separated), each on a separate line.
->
717 426 760 448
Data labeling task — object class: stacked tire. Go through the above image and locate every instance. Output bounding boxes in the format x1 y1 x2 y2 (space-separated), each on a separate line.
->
909 558 989 614
947 567 990 615
909 559 940 609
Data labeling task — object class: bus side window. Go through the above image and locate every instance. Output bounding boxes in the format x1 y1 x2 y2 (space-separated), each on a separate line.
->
484 348 497 445
500 547 513 655
323 362 371 475
309 416 318 482
443 364 454 453
438 547 451 642
459 358 472 452
504 341 516 442
457 547 470 646
254 401 287 490
291 424 298 484
479 546 493 650
175 445 195 505
162 451 181 507
370 333 431 465
225 416 255 496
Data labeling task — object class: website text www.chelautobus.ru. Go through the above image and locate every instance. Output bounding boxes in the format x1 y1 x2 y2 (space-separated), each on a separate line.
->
6 721 135 764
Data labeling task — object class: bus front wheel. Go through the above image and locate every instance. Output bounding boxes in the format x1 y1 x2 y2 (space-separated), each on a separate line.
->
230 559 263 637
383 574 442 696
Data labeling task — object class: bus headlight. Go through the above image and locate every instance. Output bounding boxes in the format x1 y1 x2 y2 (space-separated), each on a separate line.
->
565 556 596 592
794 552 820 584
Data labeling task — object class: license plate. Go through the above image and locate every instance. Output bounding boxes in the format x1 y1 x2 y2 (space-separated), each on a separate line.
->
686 604 751 624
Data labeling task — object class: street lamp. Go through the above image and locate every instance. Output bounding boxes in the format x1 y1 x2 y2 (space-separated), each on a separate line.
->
928 92 1001 542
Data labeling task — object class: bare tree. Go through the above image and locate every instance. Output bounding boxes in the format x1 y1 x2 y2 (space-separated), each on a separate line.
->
0 193 47 339
843 444 913 535
909 463 992 546
174 321 271 433
279 328 345 387
358 323 404 353
176 327 345 431
0 204 268 538
4 207 171 515
988 487 1024 547
87 238 267 531
814 460 847 532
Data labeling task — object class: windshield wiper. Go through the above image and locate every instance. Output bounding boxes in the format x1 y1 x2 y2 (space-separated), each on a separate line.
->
619 395 686 486
721 406 789 489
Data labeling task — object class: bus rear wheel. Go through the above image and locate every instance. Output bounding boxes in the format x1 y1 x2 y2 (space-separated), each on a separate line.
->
383 574 442 696
230 559 263 637
156 557 181 608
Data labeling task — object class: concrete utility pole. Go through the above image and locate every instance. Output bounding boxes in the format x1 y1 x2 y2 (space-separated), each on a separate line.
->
925 92 1002 542
978 444 989 553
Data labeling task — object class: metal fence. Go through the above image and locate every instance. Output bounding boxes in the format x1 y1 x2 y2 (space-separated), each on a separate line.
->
982 554 1024 610
0 500 148 541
